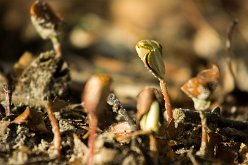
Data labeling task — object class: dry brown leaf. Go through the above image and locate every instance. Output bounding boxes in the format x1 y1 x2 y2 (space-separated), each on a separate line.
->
13 106 48 133
108 121 132 143
12 107 30 124
13 51 34 77
181 65 220 99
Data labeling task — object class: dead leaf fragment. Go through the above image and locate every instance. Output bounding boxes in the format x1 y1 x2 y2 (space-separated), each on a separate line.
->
12 107 48 133
181 65 220 99
108 121 132 143
13 51 34 77
12 107 30 124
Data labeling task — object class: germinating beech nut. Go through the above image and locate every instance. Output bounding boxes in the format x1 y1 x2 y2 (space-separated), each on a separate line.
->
181 65 219 100
140 101 160 133
136 40 165 80
136 87 156 121
136 40 173 123
82 74 112 116
30 0 62 40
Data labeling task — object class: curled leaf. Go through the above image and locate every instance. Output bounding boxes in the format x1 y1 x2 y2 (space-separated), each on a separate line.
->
82 74 112 116
30 0 63 40
12 107 48 133
181 65 219 100
12 107 30 124
136 40 165 80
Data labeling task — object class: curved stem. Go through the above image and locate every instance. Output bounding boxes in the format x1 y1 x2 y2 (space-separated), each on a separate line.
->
197 111 210 157
51 37 61 57
159 80 173 123
87 114 98 165
45 103 61 159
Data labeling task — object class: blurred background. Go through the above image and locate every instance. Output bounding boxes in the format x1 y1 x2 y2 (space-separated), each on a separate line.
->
0 0 248 106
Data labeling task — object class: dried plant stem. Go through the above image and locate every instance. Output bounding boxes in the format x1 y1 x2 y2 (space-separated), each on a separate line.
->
197 111 210 157
51 37 61 57
87 114 97 165
225 19 239 88
159 80 173 123
3 84 12 116
45 103 61 159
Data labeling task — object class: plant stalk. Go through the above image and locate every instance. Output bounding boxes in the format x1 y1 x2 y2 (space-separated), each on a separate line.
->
159 80 173 123
197 111 209 157
87 114 97 165
45 103 61 159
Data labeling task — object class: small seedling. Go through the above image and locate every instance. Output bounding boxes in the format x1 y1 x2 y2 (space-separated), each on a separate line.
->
82 74 112 165
136 40 173 123
181 64 219 158
30 0 63 56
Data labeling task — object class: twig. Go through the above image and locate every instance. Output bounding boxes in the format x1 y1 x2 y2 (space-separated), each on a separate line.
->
107 93 137 132
2 84 12 116
226 19 239 51
45 102 61 159
225 19 239 87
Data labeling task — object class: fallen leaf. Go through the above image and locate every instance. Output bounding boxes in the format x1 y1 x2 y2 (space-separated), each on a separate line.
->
181 65 220 100
12 107 48 133
108 121 132 143
13 51 34 77
12 107 30 124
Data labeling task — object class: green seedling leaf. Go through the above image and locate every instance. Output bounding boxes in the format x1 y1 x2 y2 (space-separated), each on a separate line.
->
136 40 165 80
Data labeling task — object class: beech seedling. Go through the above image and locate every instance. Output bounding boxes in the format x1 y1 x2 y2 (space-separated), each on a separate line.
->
30 0 63 56
181 64 219 158
136 40 173 123
82 74 112 165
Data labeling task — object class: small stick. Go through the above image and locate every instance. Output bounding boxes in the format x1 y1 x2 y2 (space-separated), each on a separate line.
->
107 93 137 132
45 102 61 159
2 84 12 116
225 19 239 87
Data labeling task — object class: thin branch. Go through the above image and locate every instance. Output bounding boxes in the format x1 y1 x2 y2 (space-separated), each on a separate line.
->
225 19 239 88
2 84 12 116
107 93 137 132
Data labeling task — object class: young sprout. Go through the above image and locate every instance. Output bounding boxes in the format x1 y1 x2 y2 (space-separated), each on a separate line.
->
82 74 112 165
181 65 219 158
30 0 63 56
136 40 173 123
